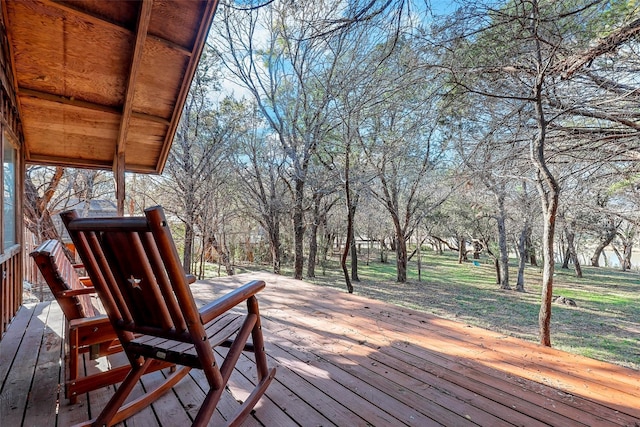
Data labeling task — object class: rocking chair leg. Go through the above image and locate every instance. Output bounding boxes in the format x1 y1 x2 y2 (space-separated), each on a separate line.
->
68 326 79 404
71 363 190 427
247 296 269 380
106 366 190 426
227 367 276 427
192 385 227 427
94 359 152 426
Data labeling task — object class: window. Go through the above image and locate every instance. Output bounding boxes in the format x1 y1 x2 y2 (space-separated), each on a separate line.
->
3 130 16 250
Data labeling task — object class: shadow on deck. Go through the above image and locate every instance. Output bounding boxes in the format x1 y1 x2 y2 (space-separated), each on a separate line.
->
1 272 639 426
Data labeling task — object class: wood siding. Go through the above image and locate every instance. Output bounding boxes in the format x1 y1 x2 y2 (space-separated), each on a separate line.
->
0 7 23 338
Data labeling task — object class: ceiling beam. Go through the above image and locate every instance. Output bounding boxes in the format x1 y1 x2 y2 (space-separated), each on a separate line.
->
116 0 152 156
45 0 192 56
25 154 158 174
18 88 170 125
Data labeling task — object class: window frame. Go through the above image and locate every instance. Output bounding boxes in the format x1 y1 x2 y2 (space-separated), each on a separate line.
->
2 126 19 254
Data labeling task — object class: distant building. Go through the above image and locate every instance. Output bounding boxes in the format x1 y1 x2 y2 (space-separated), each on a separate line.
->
54 199 118 244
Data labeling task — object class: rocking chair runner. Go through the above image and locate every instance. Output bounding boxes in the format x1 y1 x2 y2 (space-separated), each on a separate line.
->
30 240 173 404
61 206 275 427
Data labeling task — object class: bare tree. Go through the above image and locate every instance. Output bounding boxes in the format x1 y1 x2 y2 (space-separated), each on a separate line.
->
162 47 229 274
224 99 288 274
514 180 537 292
24 166 65 242
214 1 349 279
25 166 114 244
437 0 635 345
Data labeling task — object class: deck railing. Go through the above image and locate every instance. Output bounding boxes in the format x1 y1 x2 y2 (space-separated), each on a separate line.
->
0 245 22 337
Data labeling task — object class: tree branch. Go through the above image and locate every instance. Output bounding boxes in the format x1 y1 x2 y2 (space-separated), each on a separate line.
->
560 17 640 79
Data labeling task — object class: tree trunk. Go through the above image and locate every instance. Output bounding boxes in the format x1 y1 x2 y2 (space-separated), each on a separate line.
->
496 195 511 290
24 167 65 243
341 141 354 293
623 242 633 271
387 209 408 282
306 196 320 278
458 236 467 264
207 234 234 276
380 248 388 263
199 232 206 279
563 220 583 278
341 222 354 293
307 228 318 278
561 242 571 269
183 222 194 274
516 223 528 292
80 171 97 218
533 115 559 345
526 233 538 266
590 220 617 267
396 235 408 283
611 243 624 270
532 10 559 347
350 226 360 282
321 230 334 264
566 228 582 278
538 196 558 347
267 220 281 275
293 178 305 280
473 240 481 259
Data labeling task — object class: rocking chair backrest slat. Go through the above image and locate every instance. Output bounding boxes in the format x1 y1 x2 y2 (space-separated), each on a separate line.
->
59 221 132 327
139 232 188 332
101 231 175 330
143 207 214 367
144 208 204 334
30 239 95 319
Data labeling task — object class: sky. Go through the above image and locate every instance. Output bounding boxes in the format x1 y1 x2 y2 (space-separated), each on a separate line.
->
212 0 468 101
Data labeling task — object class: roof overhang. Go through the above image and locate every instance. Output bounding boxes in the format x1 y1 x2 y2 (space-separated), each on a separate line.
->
2 0 218 174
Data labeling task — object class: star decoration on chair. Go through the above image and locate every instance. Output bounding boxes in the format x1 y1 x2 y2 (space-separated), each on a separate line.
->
128 276 142 290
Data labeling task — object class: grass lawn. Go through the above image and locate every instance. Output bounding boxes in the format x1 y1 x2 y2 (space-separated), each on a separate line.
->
224 251 639 371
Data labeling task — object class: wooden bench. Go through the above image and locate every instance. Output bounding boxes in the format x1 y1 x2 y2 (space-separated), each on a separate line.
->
30 240 172 404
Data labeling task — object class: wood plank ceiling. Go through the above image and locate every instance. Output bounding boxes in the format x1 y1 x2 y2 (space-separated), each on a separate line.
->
2 0 219 174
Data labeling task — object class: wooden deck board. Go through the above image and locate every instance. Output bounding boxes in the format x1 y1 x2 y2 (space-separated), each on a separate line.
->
270 288 627 425
1 302 54 426
22 302 64 427
1 272 639 426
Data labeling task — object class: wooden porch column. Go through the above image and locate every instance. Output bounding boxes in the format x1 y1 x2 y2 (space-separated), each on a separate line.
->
113 152 125 216
113 0 153 217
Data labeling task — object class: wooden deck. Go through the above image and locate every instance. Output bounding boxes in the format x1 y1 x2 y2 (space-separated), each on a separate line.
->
1 272 639 426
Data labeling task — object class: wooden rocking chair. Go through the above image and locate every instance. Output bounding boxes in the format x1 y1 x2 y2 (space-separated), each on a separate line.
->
30 239 173 404
61 206 275 427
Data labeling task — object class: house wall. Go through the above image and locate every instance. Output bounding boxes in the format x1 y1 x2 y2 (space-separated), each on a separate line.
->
0 10 24 337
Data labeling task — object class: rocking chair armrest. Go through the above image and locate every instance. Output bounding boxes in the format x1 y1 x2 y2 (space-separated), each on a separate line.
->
199 280 266 324
59 286 97 297
68 314 111 331
69 315 118 346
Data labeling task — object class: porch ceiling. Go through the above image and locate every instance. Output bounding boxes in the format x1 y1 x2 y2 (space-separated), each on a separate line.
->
2 0 218 173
